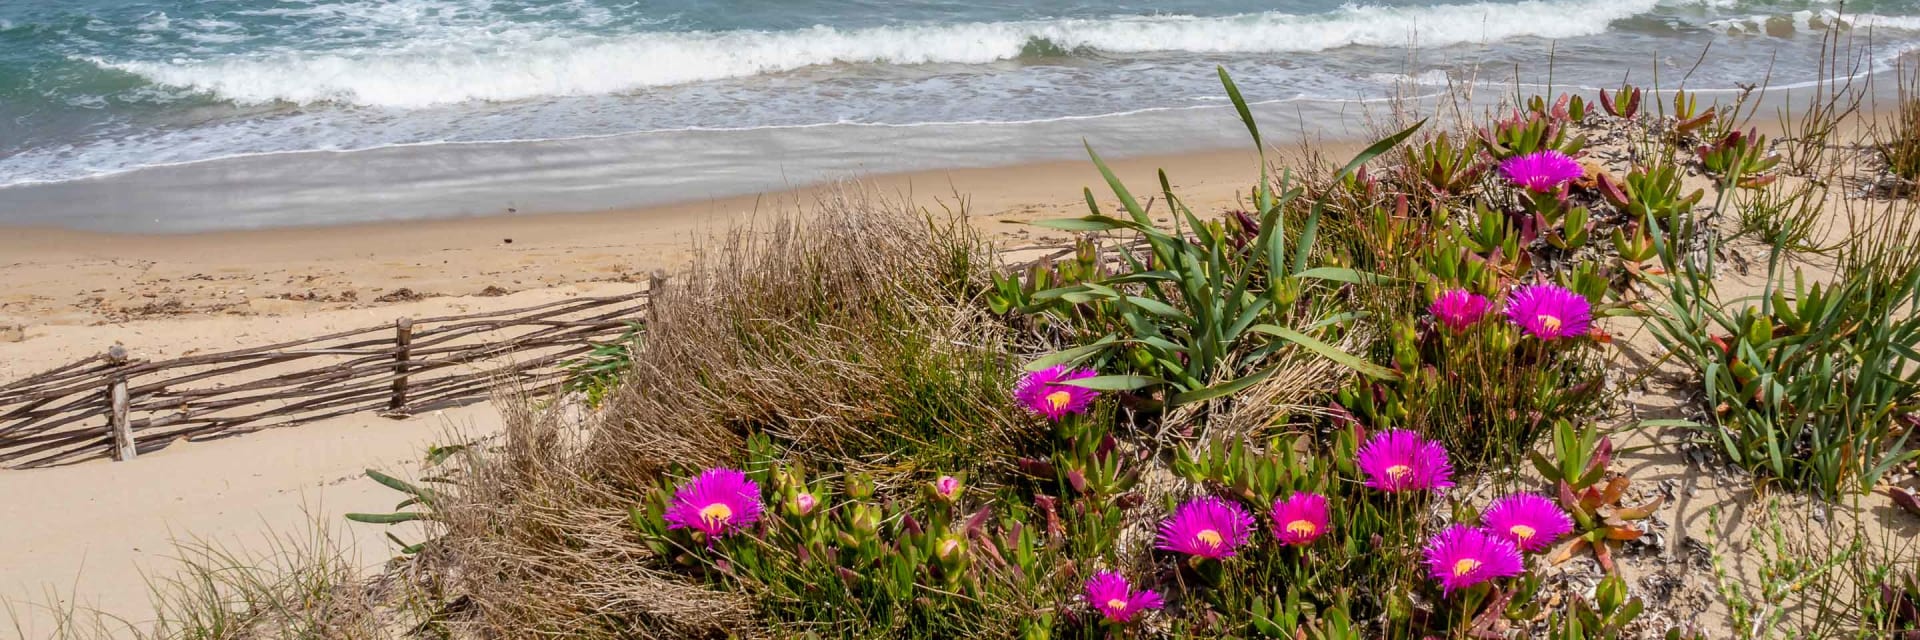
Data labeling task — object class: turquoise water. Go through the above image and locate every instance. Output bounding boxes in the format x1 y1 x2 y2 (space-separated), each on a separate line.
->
3 0 1919 230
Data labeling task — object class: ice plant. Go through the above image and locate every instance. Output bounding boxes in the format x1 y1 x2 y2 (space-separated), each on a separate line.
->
1482 493 1574 553
1499 150 1584 194
1015 365 1099 420
1269 492 1330 546
793 492 817 516
663 468 763 539
1505 282 1592 341
1424 524 1525 595
1430 289 1493 332
1356 429 1456 493
933 475 962 502
1156 496 1255 559
1084 571 1164 624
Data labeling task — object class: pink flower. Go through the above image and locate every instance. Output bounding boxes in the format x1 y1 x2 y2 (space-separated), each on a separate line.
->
1084 571 1164 623
1156 496 1255 560
663 468 763 539
1269 492 1330 546
1499 150 1584 194
1430 289 1493 332
793 492 817 516
1356 429 1455 493
1015 365 1099 420
933 475 962 501
1425 524 1525 595
1482 493 1574 553
1505 282 1592 341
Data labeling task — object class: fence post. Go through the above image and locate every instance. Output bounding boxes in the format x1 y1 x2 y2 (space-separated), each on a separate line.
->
648 269 669 297
106 345 136 461
389 317 413 412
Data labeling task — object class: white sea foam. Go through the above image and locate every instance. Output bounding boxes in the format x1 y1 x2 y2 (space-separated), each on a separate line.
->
96 0 1661 108
1709 10 1920 35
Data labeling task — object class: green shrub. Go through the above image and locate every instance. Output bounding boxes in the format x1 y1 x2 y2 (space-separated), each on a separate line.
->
1017 68 1417 409
1643 201 1920 498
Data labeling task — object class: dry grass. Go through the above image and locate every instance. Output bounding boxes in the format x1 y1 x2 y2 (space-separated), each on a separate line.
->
423 188 1043 638
10 519 425 640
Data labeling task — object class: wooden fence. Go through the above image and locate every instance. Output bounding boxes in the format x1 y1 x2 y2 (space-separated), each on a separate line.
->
0 284 656 469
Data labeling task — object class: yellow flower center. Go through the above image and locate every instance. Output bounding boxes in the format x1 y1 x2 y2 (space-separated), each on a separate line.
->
1045 390 1073 410
1452 558 1482 577
1539 314 1563 334
1286 520 1318 537
699 503 734 527
1106 598 1129 611
1386 464 1412 480
1510 525 1537 541
1195 529 1223 548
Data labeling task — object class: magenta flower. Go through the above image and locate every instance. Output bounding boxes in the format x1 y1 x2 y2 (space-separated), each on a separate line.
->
1357 429 1455 493
1424 524 1526 595
1084 571 1164 624
1156 496 1255 559
1505 282 1592 341
1430 289 1493 332
1499 150 1584 194
1269 492 1330 546
663 468 763 539
1482 493 1574 553
1015 365 1100 420
933 475 962 501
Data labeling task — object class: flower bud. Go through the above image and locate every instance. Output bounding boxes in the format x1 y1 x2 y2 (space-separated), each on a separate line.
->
845 473 875 500
932 475 962 502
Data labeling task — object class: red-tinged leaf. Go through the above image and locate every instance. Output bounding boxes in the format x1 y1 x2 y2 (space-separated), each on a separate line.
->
1889 487 1920 517
1580 488 1605 513
1600 476 1629 505
1612 496 1666 520
1604 525 1645 541
1595 541 1618 573
1017 458 1057 479
1549 537 1589 566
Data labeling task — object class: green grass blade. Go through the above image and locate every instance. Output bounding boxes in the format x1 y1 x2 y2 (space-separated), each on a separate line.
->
1086 143 1151 225
1061 374 1166 391
1249 324 1401 381
1025 338 1117 369
346 512 428 524
1170 365 1280 406
1031 216 1135 232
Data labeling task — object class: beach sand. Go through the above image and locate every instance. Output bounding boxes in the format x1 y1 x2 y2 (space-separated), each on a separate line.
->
0 146 1265 367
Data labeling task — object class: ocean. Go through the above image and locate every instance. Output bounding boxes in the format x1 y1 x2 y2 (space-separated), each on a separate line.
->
1 0 1916 231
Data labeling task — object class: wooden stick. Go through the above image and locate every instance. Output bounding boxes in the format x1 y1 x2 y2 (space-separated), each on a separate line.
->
390 317 414 412
109 376 134 462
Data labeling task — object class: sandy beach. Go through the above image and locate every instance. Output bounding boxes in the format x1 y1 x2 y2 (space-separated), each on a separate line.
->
0 147 1266 367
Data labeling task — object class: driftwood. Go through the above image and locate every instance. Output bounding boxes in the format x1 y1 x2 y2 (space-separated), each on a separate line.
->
0 290 650 469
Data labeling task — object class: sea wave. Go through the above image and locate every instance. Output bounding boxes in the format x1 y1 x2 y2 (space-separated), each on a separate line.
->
1709 10 1920 36
93 0 1661 108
